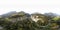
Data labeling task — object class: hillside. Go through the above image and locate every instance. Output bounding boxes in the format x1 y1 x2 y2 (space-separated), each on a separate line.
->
0 11 60 30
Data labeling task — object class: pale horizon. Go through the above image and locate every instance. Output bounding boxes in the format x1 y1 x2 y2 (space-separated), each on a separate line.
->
0 0 60 15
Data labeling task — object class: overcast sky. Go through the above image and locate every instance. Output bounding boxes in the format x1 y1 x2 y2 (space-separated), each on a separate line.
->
0 0 60 15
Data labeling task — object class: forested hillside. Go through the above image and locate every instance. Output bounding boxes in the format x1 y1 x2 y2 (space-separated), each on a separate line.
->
0 11 60 30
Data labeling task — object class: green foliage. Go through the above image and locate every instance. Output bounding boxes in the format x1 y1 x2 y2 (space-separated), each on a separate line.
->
0 11 60 30
52 16 60 21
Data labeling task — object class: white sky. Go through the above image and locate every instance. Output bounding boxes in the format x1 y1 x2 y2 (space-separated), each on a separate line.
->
0 0 60 15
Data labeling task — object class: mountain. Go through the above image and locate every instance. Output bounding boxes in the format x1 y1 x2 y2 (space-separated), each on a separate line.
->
0 11 60 30
44 12 58 19
1 11 17 18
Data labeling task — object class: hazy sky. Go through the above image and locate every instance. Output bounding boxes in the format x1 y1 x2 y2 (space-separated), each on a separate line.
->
0 0 60 15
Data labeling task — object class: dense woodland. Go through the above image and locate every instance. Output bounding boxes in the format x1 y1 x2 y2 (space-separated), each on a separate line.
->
0 11 60 30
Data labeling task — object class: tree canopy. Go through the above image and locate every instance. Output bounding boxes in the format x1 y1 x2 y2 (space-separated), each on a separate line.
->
0 11 60 30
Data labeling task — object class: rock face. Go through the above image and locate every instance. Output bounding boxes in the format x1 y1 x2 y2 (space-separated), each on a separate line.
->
31 14 44 22
31 13 50 27
31 13 48 22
